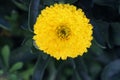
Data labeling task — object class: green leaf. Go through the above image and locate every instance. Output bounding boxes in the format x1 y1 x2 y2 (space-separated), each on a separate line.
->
9 74 18 80
110 23 120 46
20 67 34 80
9 62 23 72
101 59 120 80
1 45 10 68
0 70 4 75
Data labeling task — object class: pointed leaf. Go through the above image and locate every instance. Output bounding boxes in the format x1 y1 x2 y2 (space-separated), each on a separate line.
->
1 45 10 68
9 62 23 72
0 70 4 75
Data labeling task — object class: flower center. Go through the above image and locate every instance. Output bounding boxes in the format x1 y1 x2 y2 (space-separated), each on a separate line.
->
56 26 71 40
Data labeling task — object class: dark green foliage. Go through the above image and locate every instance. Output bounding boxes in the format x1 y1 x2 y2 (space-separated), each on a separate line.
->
0 0 120 80
101 59 120 80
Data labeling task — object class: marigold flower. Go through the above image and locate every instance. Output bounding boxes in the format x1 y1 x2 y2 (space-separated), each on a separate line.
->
33 4 93 60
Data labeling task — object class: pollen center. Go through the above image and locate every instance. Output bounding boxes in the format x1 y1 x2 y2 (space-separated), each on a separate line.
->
56 26 71 40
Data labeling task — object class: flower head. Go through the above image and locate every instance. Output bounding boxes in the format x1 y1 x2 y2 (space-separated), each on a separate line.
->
33 4 93 60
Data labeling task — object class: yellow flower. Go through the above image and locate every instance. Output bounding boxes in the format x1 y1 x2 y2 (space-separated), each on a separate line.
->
33 4 93 60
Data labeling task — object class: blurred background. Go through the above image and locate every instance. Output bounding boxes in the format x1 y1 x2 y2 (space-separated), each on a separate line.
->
0 0 120 80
